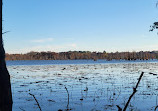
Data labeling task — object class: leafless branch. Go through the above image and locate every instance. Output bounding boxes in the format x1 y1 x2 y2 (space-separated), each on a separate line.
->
123 72 144 111
2 31 10 35
155 105 158 111
116 72 144 111
29 93 42 111
65 86 70 110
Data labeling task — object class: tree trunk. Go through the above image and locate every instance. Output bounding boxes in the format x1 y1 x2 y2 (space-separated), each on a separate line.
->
0 0 12 111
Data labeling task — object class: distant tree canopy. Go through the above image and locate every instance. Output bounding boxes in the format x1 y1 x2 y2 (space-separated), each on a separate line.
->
150 2 158 32
150 22 158 32
5 51 158 61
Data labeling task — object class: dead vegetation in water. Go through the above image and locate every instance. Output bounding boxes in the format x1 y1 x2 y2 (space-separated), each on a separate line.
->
8 63 158 111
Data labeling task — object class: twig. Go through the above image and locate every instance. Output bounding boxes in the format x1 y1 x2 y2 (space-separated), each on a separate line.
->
19 107 25 111
149 72 157 76
155 96 158 111
155 105 158 111
65 86 70 110
2 31 10 35
123 72 144 111
29 93 42 111
116 105 122 111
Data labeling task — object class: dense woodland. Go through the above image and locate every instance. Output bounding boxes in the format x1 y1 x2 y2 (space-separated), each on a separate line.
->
5 51 158 61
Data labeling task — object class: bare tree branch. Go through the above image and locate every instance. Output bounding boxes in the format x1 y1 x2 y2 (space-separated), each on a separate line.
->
29 93 42 111
123 72 144 111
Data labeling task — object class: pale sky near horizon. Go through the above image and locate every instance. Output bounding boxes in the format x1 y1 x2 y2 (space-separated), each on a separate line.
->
2 0 158 54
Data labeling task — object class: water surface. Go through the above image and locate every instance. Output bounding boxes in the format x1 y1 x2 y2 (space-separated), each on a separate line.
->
6 59 158 66
8 60 158 111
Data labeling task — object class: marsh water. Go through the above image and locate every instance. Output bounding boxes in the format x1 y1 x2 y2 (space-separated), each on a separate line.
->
7 60 158 111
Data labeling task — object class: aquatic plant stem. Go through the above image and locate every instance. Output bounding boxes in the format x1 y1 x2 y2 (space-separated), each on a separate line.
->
65 86 70 110
29 93 42 111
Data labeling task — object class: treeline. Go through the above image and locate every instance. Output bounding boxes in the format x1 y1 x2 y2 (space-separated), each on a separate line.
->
5 51 158 61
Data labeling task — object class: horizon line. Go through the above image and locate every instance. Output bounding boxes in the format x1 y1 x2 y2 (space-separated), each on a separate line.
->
5 49 158 54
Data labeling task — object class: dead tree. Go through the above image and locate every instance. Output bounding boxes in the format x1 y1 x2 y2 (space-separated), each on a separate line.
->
0 0 12 111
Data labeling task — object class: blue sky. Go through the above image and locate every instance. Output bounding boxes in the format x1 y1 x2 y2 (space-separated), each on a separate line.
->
2 0 158 53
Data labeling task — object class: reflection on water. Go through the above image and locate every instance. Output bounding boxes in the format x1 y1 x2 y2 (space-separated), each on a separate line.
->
8 62 158 111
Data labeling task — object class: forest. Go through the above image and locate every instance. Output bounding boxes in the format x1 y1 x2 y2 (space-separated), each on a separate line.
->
5 50 158 61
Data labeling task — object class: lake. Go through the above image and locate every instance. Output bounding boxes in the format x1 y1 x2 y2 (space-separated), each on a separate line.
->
7 60 158 111
6 59 158 66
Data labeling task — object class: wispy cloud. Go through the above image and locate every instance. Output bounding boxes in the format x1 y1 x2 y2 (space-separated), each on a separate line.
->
30 38 54 43
6 43 78 54
68 43 77 48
